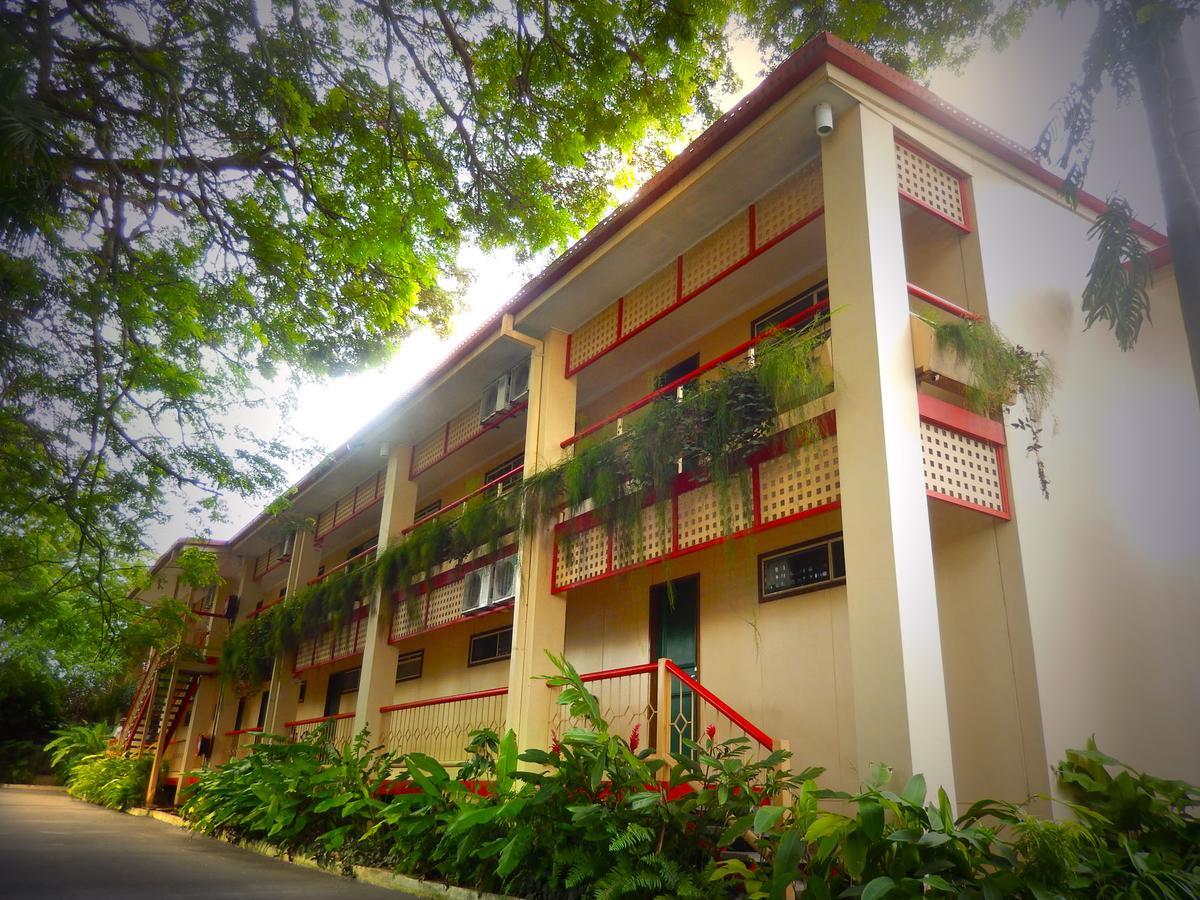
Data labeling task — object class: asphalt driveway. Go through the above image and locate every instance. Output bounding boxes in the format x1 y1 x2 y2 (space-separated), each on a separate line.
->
0 786 412 899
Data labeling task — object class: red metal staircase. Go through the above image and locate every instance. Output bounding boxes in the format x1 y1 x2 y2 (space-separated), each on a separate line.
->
115 651 208 755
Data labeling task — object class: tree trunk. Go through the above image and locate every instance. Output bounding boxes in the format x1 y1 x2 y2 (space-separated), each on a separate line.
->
1129 10 1200 404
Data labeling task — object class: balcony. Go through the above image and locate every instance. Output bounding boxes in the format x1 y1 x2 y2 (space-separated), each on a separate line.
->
285 712 355 750
389 465 523 645
553 305 838 591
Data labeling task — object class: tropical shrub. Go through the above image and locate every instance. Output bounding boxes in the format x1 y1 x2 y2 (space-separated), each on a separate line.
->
63 751 153 810
181 726 397 870
45 722 110 779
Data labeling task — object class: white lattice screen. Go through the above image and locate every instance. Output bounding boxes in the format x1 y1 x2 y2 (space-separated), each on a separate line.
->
446 405 484 451
676 482 752 550
612 502 670 569
895 142 966 228
622 264 677 335
755 159 823 246
757 436 841 524
554 524 609 588
568 304 621 373
920 422 1004 513
411 431 444 475
681 213 750 295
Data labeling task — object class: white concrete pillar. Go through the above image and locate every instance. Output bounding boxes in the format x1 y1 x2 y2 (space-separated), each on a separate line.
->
263 529 320 736
354 443 418 741
822 103 957 804
505 329 576 750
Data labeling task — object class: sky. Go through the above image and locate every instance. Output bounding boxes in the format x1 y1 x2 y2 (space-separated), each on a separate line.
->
151 6 1195 555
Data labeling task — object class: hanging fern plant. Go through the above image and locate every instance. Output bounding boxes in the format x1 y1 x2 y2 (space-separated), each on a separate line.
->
934 318 1057 498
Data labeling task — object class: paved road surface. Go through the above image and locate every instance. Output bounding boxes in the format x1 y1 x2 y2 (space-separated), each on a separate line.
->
0 786 413 899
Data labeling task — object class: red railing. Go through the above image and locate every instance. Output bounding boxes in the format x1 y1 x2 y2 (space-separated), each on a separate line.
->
907 282 979 321
245 597 283 621
285 712 355 746
379 687 509 763
549 659 777 766
563 301 829 449
402 464 524 535
309 544 378 586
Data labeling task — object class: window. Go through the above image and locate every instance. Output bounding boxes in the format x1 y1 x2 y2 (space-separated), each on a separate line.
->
233 698 246 732
323 668 360 717
758 533 846 602
484 452 524 497
415 499 442 521
297 681 307 703
395 650 424 682
256 691 270 729
751 281 830 337
468 626 513 666
654 353 700 394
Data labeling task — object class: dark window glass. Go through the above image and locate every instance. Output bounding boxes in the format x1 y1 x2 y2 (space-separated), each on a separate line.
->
396 650 424 682
297 681 307 703
256 691 270 729
484 453 525 497
233 698 245 732
469 626 513 665
752 282 830 337
759 533 846 601
415 499 442 521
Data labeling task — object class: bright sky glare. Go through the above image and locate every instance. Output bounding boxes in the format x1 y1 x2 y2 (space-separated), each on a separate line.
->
152 6 1192 554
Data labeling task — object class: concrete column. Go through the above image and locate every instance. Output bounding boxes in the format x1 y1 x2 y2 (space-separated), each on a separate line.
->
263 529 320 736
172 675 219 802
822 104 957 804
353 443 418 741
206 556 257 762
505 329 576 751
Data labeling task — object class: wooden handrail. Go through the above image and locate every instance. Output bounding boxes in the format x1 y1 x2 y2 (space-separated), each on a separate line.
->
224 727 263 737
576 662 659 683
379 685 509 714
244 598 282 621
562 300 830 449
284 711 355 728
663 659 775 750
309 544 378 586
402 464 524 535
907 282 980 321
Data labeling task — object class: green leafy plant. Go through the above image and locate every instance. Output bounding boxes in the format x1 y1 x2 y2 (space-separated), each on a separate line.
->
44 722 110 779
935 318 1057 498
62 751 153 810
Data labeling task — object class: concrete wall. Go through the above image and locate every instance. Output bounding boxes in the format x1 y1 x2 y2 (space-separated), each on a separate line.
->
563 510 859 792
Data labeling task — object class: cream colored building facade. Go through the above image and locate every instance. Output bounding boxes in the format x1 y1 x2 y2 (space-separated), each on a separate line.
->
123 34 1200 813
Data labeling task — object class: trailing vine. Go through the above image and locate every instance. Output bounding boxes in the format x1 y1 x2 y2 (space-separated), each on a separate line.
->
218 323 833 687
934 318 1057 498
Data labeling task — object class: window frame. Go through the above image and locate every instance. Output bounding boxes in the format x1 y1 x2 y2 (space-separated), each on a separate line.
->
414 499 442 521
467 625 513 667
395 649 424 683
484 452 525 497
751 281 830 338
757 532 846 603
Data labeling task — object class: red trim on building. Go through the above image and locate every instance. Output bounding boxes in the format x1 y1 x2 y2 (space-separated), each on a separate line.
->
917 393 1005 445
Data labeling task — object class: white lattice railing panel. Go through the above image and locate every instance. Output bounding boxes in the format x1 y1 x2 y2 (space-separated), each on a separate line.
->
553 522 609 587
682 212 750 296
758 435 841 524
380 690 507 764
622 264 677 335
446 405 484 452
676 481 753 551
389 541 518 642
568 303 621 373
896 142 967 228
286 714 354 756
921 421 1005 513
612 502 671 570
315 470 386 541
412 431 445 474
294 605 368 673
755 159 823 247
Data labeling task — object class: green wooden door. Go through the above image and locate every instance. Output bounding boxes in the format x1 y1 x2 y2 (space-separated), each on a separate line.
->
651 577 698 754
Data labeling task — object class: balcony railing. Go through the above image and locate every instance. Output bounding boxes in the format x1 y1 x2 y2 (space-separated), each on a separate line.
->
550 659 780 767
309 543 378 587
563 300 831 450
379 687 509 764
375 659 779 769
403 463 524 535
293 604 370 673
285 712 355 749
223 726 263 760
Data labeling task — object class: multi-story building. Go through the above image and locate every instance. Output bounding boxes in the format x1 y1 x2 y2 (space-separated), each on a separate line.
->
121 33 1200 814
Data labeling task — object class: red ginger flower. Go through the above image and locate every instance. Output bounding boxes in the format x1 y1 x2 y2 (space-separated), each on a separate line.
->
550 732 561 755
706 724 716 742
629 724 640 751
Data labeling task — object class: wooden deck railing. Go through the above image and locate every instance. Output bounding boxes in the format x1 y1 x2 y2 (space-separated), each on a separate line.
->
401 464 524 536
285 712 355 749
379 687 509 764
